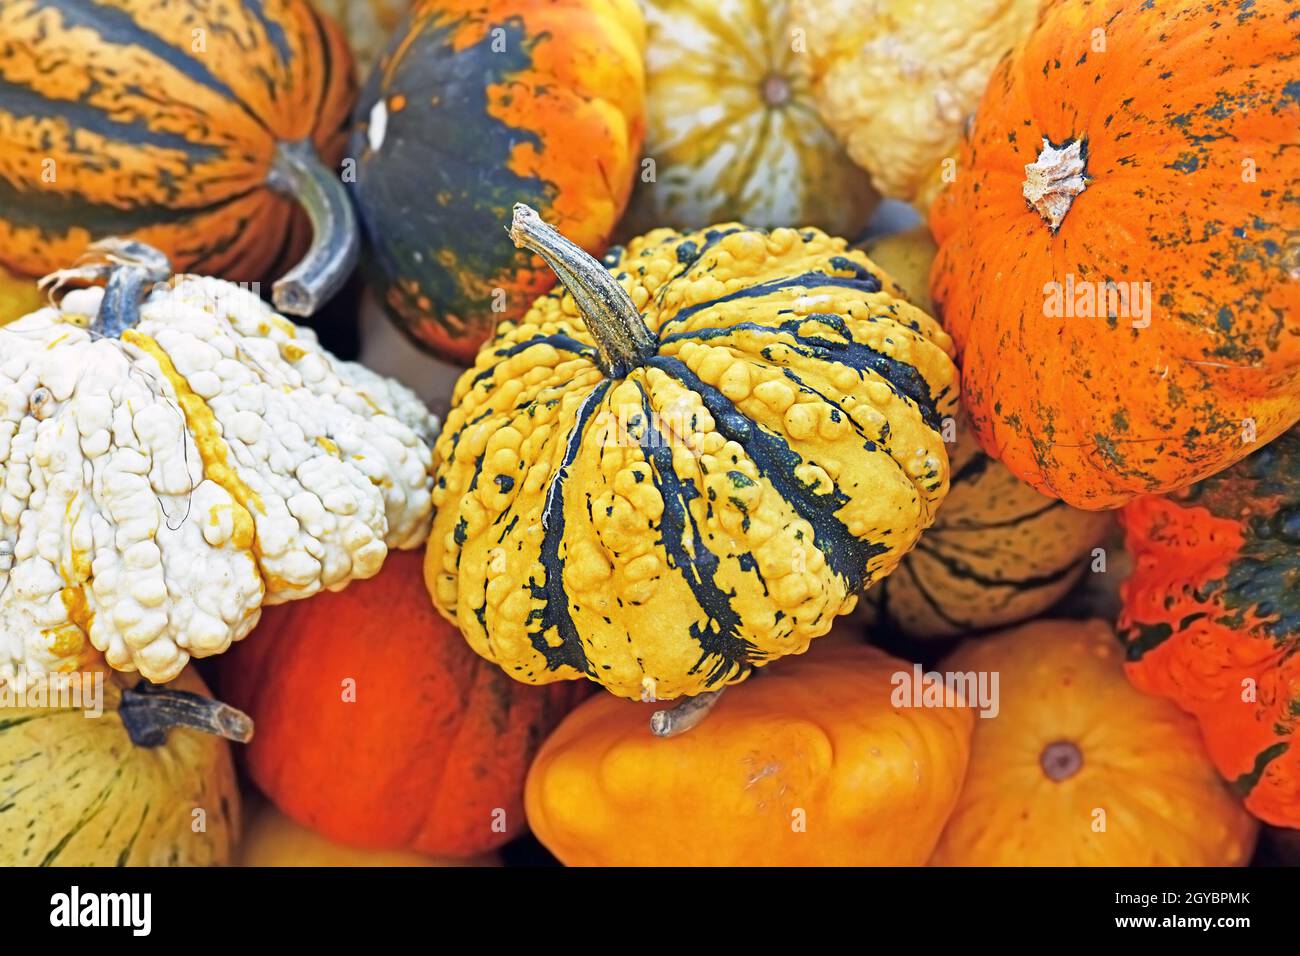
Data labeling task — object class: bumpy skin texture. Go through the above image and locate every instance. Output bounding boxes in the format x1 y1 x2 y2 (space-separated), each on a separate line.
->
794 0 1038 204
426 223 958 700
1119 428 1300 827
930 0 1300 510
931 620 1258 867
0 667 239 866
221 550 587 857
526 643 973 865
351 0 646 364
623 0 878 238
856 230 1112 637
0 278 437 689
0 0 355 282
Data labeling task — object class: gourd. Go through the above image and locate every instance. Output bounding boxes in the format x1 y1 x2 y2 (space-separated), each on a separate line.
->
0 664 247 866
526 643 973 865
793 0 1039 206
0 0 360 316
425 205 958 701
857 229 1112 638
929 0 1300 509
930 619 1258 866
349 0 647 363
219 549 588 857
623 0 877 238
310 0 411 76
0 240 437 690
0 267 41 326
240 801 500 867
1119 427 1300 827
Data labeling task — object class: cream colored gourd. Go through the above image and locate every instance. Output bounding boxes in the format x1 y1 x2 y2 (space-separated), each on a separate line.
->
0 241 438 689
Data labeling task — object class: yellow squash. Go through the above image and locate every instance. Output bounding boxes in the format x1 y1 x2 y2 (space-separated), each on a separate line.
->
426 206 958 700
930 619 1258 866
526 643 973 865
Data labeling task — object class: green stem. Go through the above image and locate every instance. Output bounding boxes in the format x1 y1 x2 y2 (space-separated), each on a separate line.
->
267 139 359 316
508 203 656 378
119 681 254 748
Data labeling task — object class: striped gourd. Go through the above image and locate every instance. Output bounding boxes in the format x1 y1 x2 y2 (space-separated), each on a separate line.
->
0 0 358 315
623 0 878 238
425 205 958 701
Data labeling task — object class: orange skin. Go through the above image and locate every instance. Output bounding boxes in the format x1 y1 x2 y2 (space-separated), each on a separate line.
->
929 0 1300 509
525 643 973 866
353 0 645 363
0 0 354 281
218 550 589 858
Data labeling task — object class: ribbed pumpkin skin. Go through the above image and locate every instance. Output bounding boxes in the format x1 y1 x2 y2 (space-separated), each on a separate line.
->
0 667 239 866
350 0 646 364
623 0 877 237
1119 428 1300 827
0 0 354 282
929 0 1300 509
526 643 974 866
426 224 958 701
219 550 588 857
931 620 1258 867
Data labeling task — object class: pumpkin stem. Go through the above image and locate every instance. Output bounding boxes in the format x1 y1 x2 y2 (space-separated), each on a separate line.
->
119 680 254 749
1039 740 1083 782
36 238 172 338
1023 137 1089 232
650 688 725 737
267 139 360 317
508 203 657 378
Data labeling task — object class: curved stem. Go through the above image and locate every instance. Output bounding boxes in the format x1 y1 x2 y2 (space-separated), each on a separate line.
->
508 203 656 378
650 687 725 737
119 680 254 748
267 139 359 317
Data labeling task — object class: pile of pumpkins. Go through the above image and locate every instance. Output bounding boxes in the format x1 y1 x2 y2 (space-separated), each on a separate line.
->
0 0 1294 867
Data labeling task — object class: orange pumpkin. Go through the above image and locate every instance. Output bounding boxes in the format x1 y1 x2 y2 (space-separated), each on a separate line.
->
0 0 359 315
525 643 973 866
931 619 1258 866
1119 426 1300 827
929 0 1300 509
218 550 588 857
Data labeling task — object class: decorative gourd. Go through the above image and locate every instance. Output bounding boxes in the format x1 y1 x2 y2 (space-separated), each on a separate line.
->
0 664 247 866
219 549 588 857
0 241 437 690
350 0 647 363
929 0 1300 509
931 619 1258 866
793 0 1038 205
526 642 973 865
0 266 41 326
1119 427 1300 827
0 0 360 315
623 0 877 238
426 205 958 701
310 0 411 75
240 801 500 867
855 229 1112 637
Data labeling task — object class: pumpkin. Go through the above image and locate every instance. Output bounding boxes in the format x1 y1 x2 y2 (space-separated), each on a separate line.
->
855 228 1112 638
219 549 588 857
929 0 1300 509
349 0 647 364
0 663 247 866
1118 426 1300 827
930 619 1258 866
793 0 1039 206
0 240 437 691
240 800 500 867
526 642 973 865
310 0 412 76
426 205 959 701
0 0 360 316
622 0 878 238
